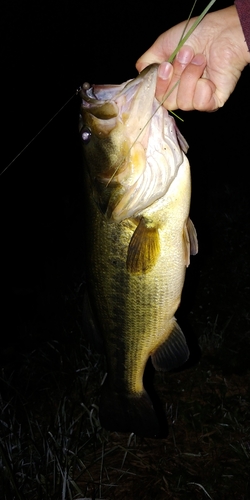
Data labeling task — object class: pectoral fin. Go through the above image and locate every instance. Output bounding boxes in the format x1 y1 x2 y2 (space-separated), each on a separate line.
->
183 218 198 267
126 217 160 274
151 321 190 371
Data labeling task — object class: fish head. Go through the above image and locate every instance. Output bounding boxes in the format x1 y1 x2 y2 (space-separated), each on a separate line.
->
80 64 188 221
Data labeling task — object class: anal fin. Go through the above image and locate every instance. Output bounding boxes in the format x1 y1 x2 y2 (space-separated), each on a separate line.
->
126 217 160 274
151 321 190 371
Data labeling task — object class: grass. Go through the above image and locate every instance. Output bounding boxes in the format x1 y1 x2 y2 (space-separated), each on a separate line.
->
1 178 250 499
1 334 249 499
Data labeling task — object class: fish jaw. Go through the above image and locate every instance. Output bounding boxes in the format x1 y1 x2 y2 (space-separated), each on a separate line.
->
80 65 158 144
80 64 188 222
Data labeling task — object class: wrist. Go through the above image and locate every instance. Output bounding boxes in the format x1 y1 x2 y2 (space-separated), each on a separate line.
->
234 1 250 64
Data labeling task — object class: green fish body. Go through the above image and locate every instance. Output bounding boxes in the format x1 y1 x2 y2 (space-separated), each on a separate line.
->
80 65 198 437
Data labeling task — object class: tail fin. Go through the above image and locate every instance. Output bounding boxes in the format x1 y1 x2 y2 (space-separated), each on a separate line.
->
99 382 165 438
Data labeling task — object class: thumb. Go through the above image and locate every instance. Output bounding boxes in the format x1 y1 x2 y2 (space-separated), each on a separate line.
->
136 44 170 73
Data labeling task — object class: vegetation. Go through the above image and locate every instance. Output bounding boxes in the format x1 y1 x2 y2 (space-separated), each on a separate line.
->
1 173 250 499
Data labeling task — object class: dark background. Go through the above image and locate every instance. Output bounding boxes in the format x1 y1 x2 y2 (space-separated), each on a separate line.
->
1 0 249 351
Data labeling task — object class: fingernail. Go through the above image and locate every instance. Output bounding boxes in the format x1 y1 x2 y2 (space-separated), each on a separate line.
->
191 54 206 66
158 62 172 80
176 46 194 64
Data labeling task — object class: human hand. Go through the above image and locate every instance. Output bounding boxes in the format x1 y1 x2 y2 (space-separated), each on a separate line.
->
136 6 250 111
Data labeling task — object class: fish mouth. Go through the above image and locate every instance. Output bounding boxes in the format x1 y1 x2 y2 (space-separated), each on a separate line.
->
80 65 187 222
80 64 158 117
80 64 159 148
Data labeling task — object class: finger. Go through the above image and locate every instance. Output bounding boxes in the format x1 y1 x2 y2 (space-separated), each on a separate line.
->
136 29 183 72
177 53 207 110
156 46 195 109
154 62 173 104
193 78 217 111
136 48 165 72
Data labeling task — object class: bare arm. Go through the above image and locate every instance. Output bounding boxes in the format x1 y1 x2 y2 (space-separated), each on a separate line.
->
136 6 250 111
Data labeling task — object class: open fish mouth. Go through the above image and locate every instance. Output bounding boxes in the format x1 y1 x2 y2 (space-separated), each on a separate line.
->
79 64 189 222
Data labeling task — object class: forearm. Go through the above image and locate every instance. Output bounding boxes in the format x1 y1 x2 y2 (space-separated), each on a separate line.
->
235 0 250 52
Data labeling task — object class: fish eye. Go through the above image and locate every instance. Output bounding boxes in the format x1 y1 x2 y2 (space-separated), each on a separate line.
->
81 127 92 144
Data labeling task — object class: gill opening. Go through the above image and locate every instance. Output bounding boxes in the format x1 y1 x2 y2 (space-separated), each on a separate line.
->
104 80 181 189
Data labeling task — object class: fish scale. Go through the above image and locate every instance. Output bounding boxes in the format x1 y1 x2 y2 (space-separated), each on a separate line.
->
80 64 198 437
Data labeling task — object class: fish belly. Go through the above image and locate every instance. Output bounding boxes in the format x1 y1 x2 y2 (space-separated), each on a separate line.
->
84 156 191 437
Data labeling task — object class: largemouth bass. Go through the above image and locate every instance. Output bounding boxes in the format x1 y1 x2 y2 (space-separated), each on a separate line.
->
79 64 198 438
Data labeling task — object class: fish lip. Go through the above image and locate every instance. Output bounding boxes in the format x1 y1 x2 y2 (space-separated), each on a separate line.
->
80 64 159 113
136 63 159 78
119 63 160 96
79 64 160 152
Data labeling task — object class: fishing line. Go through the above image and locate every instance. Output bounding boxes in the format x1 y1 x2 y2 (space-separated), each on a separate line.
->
2 0 216 179
0 88 81 177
